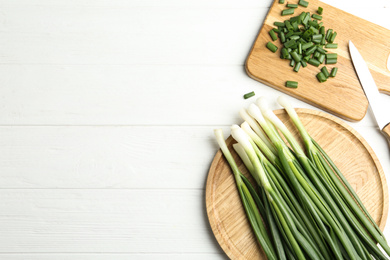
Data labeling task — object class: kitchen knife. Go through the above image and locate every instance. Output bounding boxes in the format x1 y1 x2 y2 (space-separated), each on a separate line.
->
349 40 390 144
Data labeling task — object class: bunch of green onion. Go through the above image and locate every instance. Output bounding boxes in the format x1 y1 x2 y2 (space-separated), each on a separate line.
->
214 96 390 260
266 3 338 85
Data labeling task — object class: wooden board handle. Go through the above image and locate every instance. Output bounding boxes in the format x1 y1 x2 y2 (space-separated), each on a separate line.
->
383 123 390 145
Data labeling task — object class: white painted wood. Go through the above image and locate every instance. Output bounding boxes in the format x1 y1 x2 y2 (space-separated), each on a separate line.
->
0 126 217 189
0 254 227 260
0 189 222 253
1 64 389 126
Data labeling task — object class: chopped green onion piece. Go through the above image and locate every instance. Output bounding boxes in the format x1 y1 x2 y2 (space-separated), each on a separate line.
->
314 51 321 59
290 59 295 67
312 14 322 20
274 21 285 27
298 0 309 7
284 39 297 48
308 58 320 67
280 31 286 43
285 30 294 38
286 81 298 88
279 0 285 3
281 48 289 59
303 55 311 61
319 26 325 35
326 58 337 64
287 3 298 8
269 29 278 41
298 43 302 55
320 35 326 45
293 61 302 72
317 7 323 15
316 71 327 82
282 8 295 16
325 43 338 49
285 20 294 31
329 31 337 43
301 42 313 50
291 51 301 63
301 60 307 67
318 53 326 63
326 53 338 59
298 12 306 23
321 66 330 78
243 91 255 99
316 46 327 54
330 67 338 77
305 45 317 55
312 34 322 44
302 12 311 25
266 42 278 53
325 29 333 40
289 35 300 41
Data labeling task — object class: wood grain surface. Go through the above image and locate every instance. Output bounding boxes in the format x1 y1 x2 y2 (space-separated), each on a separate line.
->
246 0 390 122
206 108 388 260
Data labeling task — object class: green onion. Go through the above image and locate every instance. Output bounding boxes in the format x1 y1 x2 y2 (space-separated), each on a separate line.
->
328 31 337 43
279 31 286 43
279 0 285 3
293 62 302 72
316 71 327 82
326 53 337 59
317 7 323 15
330 67 338 77
300 60 307 67
298 0 309 7
244 91 255 99
325 29 333 41
213 129 278 260
274 21 285 27
325 58 337 64
290 59 295 67
308 58 320 67
282 8 295 16
318 53 325 64
266 42 278 53
321 66 329 78
301 42 313 50
311 14 322 20
291 51 301 63
286 81 298 88
325 43 338 49
269 29 278 41
287 3 298 8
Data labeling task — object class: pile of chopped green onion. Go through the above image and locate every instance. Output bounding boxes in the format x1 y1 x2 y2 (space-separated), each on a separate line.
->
214 96 390 260
266 2 339 85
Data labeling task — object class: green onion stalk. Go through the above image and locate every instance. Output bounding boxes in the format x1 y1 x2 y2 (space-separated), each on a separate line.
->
214 129 277 260
277 95 390 257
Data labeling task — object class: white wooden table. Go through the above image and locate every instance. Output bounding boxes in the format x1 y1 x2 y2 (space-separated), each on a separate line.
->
0 0 389 259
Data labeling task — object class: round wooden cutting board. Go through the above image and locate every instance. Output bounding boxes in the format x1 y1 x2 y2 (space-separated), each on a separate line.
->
206 108 389 260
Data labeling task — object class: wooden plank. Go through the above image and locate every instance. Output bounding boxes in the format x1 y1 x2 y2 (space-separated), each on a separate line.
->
0 64 284 125
0 126 217 189
0 4 386 66
0 189 221 253
0 254 227 260
0 7 267 65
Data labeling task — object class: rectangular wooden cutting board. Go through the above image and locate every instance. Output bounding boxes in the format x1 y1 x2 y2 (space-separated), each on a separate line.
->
246 0 390 121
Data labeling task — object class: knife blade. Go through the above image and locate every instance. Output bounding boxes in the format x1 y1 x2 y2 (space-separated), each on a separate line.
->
348 40 390 143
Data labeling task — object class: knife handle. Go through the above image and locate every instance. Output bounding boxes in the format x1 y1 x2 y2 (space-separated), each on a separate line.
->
382 123 390 144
